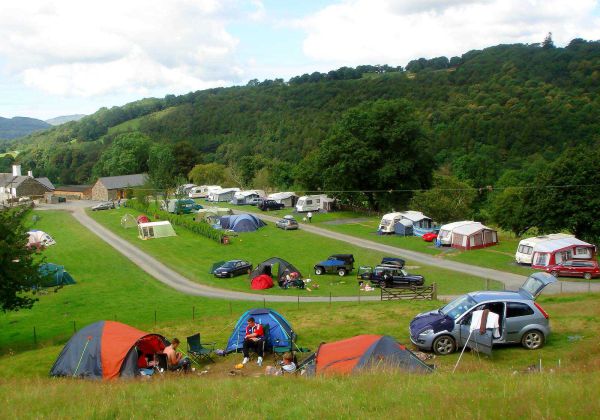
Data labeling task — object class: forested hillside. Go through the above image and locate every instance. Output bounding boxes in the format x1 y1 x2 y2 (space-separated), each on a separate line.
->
4 38 600 238
0 116 50 141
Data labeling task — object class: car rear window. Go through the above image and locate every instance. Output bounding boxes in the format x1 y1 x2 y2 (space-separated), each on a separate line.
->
506 302 534 318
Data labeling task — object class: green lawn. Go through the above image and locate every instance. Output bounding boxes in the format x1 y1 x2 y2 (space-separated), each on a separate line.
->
2 210 600 418
88 207 502 296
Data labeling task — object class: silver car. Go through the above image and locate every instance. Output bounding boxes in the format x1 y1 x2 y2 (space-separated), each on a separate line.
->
409 273 556 355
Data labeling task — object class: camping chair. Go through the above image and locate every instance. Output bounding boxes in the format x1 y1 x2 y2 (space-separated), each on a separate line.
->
273 331 297 362
187 334 216 364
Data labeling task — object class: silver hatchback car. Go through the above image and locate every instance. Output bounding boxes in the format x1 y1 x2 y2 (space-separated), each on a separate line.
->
409 273 556 355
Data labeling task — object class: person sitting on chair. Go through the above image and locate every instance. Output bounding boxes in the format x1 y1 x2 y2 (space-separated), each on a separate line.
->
163 338 191 372
242 317 264 366
280 352 296 374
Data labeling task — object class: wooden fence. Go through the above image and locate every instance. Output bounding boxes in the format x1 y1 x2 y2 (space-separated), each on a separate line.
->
381 283 436 301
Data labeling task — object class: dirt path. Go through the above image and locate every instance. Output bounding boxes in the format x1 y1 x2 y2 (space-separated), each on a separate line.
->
237 209 600 295
69 208 380 302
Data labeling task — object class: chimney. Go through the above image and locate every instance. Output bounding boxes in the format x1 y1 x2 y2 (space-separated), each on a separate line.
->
12 165 22 177
27 170 33 178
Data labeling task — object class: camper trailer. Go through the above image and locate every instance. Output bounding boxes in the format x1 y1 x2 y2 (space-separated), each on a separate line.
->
437 221 475 245
530 237 596 269
399 211 434 236
189 185 221 199
230 190 266 205
207 188 240 202
378 212 404 234
515 234 574 265
268 192 298 208
295 195 332 212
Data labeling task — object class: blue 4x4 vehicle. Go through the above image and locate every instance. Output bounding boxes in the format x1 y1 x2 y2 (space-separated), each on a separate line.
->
314 254 355 277
409 272 557 355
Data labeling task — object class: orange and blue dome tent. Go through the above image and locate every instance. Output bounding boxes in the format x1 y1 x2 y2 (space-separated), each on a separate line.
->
308 335 433 375
50 321 168 380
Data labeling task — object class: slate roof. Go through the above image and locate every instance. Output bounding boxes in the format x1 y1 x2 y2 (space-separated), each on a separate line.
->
97 174 147 190
0 173 54 190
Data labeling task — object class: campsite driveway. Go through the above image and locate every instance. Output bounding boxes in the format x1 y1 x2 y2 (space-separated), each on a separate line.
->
235 210 600 295
69 208 380 302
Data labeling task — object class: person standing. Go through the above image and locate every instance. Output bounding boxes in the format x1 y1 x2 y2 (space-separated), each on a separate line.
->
242 317 265 366
307 211 313 223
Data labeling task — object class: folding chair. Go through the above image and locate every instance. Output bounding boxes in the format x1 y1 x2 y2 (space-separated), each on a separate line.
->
187 333 216 364
273 331 296 362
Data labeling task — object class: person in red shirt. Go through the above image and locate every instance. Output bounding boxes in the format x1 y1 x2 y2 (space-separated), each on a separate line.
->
242 317 265 366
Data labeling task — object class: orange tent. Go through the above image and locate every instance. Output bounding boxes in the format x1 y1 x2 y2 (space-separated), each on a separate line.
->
313 335 433 375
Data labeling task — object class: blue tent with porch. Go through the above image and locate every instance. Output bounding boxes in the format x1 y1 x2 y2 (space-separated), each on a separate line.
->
225 308 293 353
219 214 266 232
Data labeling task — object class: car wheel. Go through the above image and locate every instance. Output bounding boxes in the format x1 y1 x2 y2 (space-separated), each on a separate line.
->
315 267 324 275
521 330 544 350
584 273 592 280
551 271 559 278
433 335 456 355
338 268 346 277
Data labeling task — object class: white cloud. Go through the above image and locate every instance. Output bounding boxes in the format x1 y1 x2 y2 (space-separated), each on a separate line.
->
299 0 600 67
0 0 259 97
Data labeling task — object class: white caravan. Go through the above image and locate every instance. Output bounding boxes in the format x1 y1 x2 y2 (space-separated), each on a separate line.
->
189 185 221 199
515 233 574 265
378 212 404 233
295 195 330 212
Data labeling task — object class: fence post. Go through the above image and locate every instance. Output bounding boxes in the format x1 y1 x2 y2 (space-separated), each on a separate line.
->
229 302 232 316
33 326 37 346
432 283 437 301
154 310 157 326
192 306 195 320
297 295 300 310
73 320 76 333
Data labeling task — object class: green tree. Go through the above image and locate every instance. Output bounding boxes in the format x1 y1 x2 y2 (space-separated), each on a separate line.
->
188 163 231 185
148 144 177 191
410 174 476 223
93 133 151 177
530 146 600 241
172 141 199 178
304 100 432 210
0 207 43 312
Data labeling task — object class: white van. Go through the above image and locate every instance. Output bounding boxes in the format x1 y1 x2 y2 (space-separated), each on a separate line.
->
296 195 329 212
189 185 221 199
515 233 574 265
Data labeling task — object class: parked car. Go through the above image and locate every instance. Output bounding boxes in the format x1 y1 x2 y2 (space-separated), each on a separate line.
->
276 215 299 230
409 273 556 355
247 197 263 206
258 199 285 211
544 259 600 280
358 262 424 288
422 230 439 242
91 201 115 211
213 260 253 278
314 254 355 276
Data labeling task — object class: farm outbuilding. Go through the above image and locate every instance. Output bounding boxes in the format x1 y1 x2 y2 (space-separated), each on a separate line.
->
531 237 596 269
0 165 54 203
50 185 92 200
91 174 147 201
448 222 498 250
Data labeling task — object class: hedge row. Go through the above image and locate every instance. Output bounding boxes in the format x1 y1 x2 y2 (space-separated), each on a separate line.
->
125 199 226 243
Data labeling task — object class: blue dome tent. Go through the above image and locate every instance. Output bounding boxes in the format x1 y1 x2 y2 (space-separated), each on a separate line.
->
219 214 266 232
225 308 294 354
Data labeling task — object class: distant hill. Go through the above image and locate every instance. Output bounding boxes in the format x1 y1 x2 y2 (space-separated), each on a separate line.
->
45 114 86 126
0 116 50 141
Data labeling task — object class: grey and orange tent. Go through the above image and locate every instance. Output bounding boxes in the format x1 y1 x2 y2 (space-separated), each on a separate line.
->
304 335 433 375
50 321 168 380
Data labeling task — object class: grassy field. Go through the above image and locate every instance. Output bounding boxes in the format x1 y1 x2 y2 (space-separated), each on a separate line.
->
88 207 502 296
2 210 600 418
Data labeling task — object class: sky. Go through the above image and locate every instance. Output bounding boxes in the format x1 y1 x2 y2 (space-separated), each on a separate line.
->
0 0 599 120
